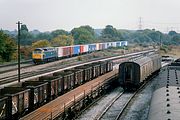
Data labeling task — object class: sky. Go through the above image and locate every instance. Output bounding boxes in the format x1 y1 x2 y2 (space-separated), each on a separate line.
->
0 0 180 32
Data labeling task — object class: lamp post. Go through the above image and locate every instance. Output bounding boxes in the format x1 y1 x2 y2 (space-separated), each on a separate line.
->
16 21 22 82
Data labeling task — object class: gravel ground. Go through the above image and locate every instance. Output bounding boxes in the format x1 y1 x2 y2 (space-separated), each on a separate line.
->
120 76 159 120
76 87 123 120
101 93 133 120
77 74 160 120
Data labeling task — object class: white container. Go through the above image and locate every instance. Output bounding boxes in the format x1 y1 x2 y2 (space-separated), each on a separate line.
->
56 47 63 58
96 43 100 50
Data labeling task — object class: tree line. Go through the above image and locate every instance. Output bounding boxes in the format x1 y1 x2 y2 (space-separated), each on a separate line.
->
1 25 180 62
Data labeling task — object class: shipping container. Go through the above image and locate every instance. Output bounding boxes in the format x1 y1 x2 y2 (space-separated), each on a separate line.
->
73 45 80 55
121 41 128 46
116 41 121 47
80 45 85 54
96 43 100 50
84 45 89 53
107 42 111 48
62 46 73 57
104 43 108 49
56 46 73 58
112 42 116 47
0 87 30 119
22 81 48 110
99 43 103 50
88 44 96 52
39 75 63 99
56 47 63 58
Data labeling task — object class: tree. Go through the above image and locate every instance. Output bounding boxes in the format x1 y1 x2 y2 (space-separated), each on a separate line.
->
32 39 51 49
71 25 96 44
0 31 16 62
35 32 52 41
171 35 180 45
21 24 29 32
51 35 74 46
20 46 32 59
20 24 35 45
168 31 177 36
101 25 123 41
51 29 69 38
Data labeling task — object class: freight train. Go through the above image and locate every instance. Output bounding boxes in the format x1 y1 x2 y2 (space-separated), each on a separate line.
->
32 41 128 64
0 60 113 120
148 59 180 120
119 54 161 90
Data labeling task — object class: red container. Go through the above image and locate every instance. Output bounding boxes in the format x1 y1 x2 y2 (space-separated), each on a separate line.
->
62 46 73 56
80 45 84 53
70 46 73 56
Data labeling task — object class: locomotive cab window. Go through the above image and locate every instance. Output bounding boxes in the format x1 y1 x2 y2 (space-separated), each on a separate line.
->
33 49 42 54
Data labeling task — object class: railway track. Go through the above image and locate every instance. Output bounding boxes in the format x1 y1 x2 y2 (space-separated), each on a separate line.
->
0 49 156 88
95 82 149 120
0 63 34 74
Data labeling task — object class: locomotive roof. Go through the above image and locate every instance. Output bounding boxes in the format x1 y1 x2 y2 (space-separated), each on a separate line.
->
34 47 55 51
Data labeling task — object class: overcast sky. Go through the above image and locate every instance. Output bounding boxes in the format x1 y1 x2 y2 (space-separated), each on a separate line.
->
0 0 180 32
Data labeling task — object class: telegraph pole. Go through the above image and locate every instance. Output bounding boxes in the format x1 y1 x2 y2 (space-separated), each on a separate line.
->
16 21 22 82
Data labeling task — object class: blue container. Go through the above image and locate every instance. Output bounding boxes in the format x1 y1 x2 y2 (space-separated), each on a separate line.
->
88 44 96 52
73 45 80 55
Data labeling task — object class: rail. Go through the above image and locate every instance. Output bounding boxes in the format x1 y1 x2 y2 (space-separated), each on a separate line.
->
0 49 155 88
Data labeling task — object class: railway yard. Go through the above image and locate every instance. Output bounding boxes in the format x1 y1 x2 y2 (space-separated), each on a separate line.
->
0 48 179 120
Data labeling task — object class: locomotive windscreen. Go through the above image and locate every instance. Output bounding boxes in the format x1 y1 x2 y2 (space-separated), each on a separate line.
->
33 48 43 54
